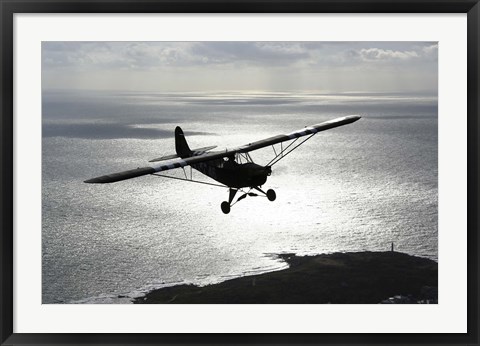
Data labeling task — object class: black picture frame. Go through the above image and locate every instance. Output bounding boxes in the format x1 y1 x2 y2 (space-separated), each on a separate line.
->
1 1 478 345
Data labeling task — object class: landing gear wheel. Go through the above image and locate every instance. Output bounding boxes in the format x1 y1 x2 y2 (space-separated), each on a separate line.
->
266 189 276 201
221 201 231 214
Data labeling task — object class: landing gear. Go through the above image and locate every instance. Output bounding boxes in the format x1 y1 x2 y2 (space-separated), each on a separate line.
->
221 202 230 214
254 186 276 202
266 189 276 201
221 188 238 214
221 187 276 213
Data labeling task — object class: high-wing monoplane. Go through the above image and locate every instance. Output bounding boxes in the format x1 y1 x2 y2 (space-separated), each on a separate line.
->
85 115 361 213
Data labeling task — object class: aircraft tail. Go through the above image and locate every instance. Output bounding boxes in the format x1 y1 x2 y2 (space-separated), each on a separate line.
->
175 126 192 158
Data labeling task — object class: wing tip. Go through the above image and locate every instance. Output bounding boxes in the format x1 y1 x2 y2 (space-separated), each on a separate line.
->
84 167 156 184
348 114 362 121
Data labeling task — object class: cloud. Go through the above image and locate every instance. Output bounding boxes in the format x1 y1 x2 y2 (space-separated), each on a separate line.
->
190 42 310 66
43 42 438 71
42 42 200 70
42 42 438 93
345 43 438 63
421 43 438 58
43 42 314 71
358 48 419 61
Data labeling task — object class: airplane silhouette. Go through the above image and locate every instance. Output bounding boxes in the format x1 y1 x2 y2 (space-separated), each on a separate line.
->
85 115 361 213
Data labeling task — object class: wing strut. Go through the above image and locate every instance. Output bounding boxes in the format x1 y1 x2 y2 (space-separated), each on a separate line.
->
151 173 227 188
266 133 316 166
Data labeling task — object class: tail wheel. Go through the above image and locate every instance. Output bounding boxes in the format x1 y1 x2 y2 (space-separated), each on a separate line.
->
266 189 276 201
221 201 231 214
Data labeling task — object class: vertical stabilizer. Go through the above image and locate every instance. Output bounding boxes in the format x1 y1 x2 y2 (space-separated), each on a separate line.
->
175 126 192 158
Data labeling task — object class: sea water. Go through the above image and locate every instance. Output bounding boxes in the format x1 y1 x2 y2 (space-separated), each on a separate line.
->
42 90 437 303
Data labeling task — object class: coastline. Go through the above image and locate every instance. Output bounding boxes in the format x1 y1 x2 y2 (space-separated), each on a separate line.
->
134 251 438 304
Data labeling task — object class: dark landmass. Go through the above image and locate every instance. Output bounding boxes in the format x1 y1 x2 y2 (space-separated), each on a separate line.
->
134 251 437 304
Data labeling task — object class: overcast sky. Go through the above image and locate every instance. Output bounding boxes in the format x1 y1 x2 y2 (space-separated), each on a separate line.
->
42 42 438 93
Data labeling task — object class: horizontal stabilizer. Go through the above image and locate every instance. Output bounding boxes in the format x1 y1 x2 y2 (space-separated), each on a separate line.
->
149 145 217 162
192 145 217 154
148 153 178 162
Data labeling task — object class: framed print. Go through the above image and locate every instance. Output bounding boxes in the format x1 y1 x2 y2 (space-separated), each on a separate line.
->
1 0 479 345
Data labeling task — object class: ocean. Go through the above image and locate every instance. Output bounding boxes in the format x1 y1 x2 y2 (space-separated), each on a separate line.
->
42 90 438 303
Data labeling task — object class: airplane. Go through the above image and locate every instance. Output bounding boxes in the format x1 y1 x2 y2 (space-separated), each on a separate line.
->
85 115 361 214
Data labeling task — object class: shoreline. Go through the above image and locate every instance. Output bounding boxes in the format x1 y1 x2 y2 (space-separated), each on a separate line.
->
134 251 438 304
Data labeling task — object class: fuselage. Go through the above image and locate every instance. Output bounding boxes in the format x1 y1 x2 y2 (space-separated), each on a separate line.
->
192 158 271 188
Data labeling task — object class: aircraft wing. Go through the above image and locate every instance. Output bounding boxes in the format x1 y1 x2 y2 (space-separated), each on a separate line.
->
84 150 235 183
84 166 158 184
84 115 360 184
233 115 361 153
